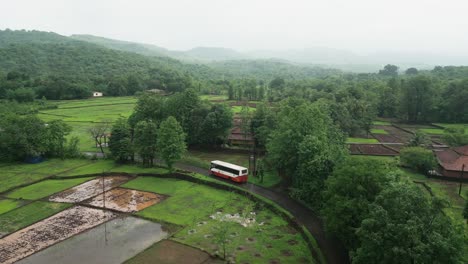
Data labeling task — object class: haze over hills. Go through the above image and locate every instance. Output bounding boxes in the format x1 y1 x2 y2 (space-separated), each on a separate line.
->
70 34 468 73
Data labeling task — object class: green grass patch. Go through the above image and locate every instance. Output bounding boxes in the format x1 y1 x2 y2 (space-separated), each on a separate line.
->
122 177 194 196
200 94 227 101
419 128 445 135
231 105 255 114
132 179 232 225
372 120 391 126
109 164 169 174
433 123 468 130
346 137 379 143
370 128 388 134
0 199 23 215
0 159 93 193
56 160 116 176
7 177 94 200
0 201 71 234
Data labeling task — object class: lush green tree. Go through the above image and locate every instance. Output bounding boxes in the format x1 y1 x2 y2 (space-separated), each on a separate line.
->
321 157 398 250
378 64 399 76
400 147 436 174
198 104 233 145
267 99 347 206
43 120 72 158
443 127 468 147
156 116 186 170
134 120 158 166
6 87 36 102
399 75 435 123
109 117 132 162
251 103 277 148
354 183 464 264
405 67 419 75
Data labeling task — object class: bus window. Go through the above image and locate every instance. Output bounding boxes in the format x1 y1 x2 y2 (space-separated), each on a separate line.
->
242 169 247 174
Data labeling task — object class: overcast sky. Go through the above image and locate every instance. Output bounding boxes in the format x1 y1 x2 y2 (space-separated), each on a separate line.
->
2 0 468 55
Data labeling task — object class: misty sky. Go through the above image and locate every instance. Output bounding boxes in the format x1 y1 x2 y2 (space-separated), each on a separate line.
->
2 0 468 55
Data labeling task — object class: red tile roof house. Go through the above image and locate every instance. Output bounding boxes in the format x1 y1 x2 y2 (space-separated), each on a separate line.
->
434 145 468 179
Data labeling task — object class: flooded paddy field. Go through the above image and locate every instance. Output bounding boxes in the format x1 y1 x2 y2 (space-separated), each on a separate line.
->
85 188 165 212
49 176 129 203
17 216 169 264
0 206 116 264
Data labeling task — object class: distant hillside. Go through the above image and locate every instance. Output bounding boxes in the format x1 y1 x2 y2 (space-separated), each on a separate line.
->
185 47 247 61
0 30 195 79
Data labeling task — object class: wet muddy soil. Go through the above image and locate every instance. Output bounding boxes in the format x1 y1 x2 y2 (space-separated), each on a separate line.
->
85 188 164 212
0 206 116 264
49 176 128 203
17 216 168 264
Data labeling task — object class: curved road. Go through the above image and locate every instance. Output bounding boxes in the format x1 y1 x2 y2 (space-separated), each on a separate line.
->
171 161 349 264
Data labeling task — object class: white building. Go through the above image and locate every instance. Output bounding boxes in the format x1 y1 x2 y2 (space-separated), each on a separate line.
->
92 91 103 97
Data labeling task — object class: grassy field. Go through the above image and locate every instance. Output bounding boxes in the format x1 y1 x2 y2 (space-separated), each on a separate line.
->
0 159 94 192
0 201 71 235
419 128 445 135
7 177 94 200
372 120 391 126
37 97 136 152
433 123 468 130
123 177 315 263
200 94 228 101
346 137 379 143
0 199 23 215
370 128 388 134
231 105 256 114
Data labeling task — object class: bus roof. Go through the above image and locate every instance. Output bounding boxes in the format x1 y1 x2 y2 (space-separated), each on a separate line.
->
211 160 248 171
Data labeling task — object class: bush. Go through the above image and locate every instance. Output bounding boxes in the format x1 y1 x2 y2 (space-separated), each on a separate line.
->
400 147 436 174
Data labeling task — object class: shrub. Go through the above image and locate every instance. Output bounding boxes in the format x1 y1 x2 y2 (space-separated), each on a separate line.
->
400 147 436 174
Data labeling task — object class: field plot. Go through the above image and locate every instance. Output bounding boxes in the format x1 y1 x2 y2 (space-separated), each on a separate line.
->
7 177 94 200
85 188 164 212
125 240 214 264
349 144 399 156
18 216 168 264
0 199 23 215
125 177 315 263
49 176 128 203
0 206 116 264
0 201 71 237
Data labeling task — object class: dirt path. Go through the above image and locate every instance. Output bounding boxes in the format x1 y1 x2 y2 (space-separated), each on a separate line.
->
167 161 349 264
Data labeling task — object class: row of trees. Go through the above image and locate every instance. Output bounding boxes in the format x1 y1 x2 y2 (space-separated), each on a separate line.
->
0 113 79 161
108 90 233 165
109 116 186 169
322 157 464 263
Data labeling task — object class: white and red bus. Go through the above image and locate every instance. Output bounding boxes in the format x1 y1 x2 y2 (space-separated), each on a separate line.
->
210 160 248 183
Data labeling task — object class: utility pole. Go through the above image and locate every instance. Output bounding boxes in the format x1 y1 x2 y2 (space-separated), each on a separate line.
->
459 164 465 196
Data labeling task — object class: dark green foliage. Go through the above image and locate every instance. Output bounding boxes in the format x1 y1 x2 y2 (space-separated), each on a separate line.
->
266 99 347 207
378 64 399 76
400 147 436 174
443 128 468 147
353 183 464 264
399 75 435 123
134 120 158 166
109 117 132 162
408 130 429 147
0 114 75 161
156 116 186 169
321 157 398 250
463 196 468 223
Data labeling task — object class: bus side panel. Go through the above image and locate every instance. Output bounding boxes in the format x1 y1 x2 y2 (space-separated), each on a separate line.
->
232 175 248 183
212 170 232 180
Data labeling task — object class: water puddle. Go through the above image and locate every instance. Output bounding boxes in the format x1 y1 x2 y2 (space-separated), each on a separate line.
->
49 176 128 203
85 188 164 212
17 216 169 264
0 206 116 264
